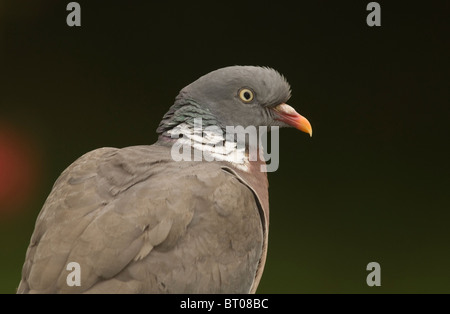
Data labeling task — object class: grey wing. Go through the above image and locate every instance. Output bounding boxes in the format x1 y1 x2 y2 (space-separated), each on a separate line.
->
17 145 263 293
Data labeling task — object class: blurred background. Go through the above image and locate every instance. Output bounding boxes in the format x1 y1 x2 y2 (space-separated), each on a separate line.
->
0 1 449 293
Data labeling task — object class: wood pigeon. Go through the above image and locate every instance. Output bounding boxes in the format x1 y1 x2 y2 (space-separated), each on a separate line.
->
17 66 312 293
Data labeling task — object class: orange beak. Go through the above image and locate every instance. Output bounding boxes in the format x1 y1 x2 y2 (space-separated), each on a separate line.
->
272 103 313 137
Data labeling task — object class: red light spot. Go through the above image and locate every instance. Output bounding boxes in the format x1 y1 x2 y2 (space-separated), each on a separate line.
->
0 124 41 216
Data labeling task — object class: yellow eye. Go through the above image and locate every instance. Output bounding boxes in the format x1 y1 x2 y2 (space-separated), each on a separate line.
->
238 88 254 103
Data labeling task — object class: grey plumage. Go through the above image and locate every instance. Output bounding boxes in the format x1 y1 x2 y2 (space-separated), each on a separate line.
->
18 66 310 293
18 145 266 293
158 66 292 136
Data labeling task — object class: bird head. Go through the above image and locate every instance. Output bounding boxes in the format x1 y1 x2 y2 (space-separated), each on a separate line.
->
157 66 312 137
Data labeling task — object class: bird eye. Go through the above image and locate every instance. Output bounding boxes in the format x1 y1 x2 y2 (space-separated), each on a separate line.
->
238 88 254 103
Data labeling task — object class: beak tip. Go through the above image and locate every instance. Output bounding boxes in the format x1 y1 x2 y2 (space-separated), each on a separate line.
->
299 118 313 138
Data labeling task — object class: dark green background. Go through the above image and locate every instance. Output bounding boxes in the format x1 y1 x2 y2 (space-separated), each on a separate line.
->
0 1 449 293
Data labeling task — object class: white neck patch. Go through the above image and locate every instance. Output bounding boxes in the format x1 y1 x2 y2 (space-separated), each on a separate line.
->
167 122 250 172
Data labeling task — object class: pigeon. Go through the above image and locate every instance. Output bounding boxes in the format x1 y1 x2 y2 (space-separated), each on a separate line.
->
17 66 312 294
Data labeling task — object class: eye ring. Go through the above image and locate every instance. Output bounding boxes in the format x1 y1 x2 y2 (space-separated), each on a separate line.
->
238 88 255 103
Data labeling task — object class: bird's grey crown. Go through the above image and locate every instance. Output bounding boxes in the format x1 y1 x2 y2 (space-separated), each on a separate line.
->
181 66 292 108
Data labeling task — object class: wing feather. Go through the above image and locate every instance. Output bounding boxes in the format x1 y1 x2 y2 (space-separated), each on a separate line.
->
18 144 264 293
